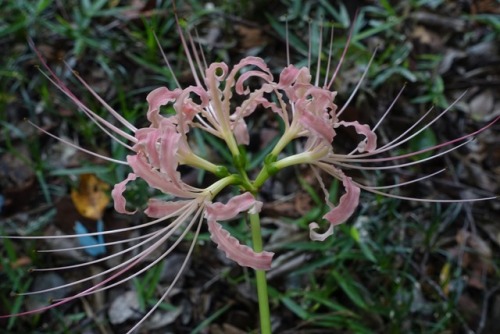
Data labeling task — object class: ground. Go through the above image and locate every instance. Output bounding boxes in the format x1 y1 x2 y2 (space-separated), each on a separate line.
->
0 0 499 333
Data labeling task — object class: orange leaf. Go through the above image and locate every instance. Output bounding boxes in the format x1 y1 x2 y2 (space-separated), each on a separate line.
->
71 174 110 220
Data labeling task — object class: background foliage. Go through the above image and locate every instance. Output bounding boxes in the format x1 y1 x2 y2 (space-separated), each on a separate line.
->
1 0 499 333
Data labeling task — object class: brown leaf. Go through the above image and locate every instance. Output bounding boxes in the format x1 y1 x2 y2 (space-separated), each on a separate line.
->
0 145 36 214
456 229 493 289
70 174 110 220
471 0 500 14
456 229 492 259
411 25 444 51
235 24 267 50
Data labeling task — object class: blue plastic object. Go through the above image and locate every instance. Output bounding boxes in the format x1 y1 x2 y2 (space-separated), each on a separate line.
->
74 219 106 256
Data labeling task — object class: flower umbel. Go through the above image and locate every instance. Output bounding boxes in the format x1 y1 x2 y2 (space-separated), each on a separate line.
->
3 10 498 334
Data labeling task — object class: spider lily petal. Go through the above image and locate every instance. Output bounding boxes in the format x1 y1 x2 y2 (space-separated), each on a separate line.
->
208 221 274 270
307 169 360 241
205 192 261 221
146 86 182 126
206 193 274 270
144 199 194 218
112 173 138 214
126 154 195 198
322 174 360 228
336 121 377 153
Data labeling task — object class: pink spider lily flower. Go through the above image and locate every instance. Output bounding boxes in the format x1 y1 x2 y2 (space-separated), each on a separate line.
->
1 10 498 334
2 26 278 334
260 58 498 240
249 24 498 242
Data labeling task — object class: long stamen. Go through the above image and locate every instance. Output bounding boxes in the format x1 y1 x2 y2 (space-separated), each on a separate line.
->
356 181 497 203
377 91 468 153
327 11 357 89
27 120 128 165
336 47 378 118
194 28 209 72
187 28 208 83
323 23 335 88
345 84 406 156
285 16 290 66
7 205 201 318
371 84 406 132
34 231 155 257
314 21 323 87
334 115 498 164
368 169 446 190
336 91 471 161
173 7 202 87
307 19 312 70
30 38 137 145
328 139 473 170
67 64 138 133
9 200 196 239
153 31 181 88
18 205 197 296
37 70 137 147
124 211 204 334
72 206 204 299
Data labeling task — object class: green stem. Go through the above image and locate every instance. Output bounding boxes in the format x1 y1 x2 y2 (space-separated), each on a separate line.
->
252 165 270 190
249 212 272 334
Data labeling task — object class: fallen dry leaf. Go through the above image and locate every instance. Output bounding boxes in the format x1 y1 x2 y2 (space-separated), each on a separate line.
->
70 174 110 220
456 229 493 289
0 145 36 214
471 0 500 14
468 89 496 122
235 24 267 50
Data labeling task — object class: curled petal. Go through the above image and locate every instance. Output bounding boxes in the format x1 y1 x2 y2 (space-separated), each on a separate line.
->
309 222 334 241
323 174 360 226
134 128 161 168
294 87 337 143
207 220 274 270
304 87 337 115
205 193 272 270
278 65 311 89
248 201 263 214
278 65 301 87
233 85 278 123
205 192 261 221
235 62 273 95
159 126 182 187
173 86 210 130
278 66 312 100
228 57 272 95
310 174 360 242
205 63 229 87
127 154 191 198
232 118 250 145
145 199 193 218
111 173 137 214
146 87 181 127
337 121 377 152
299 111 335 143
236 70 273 95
